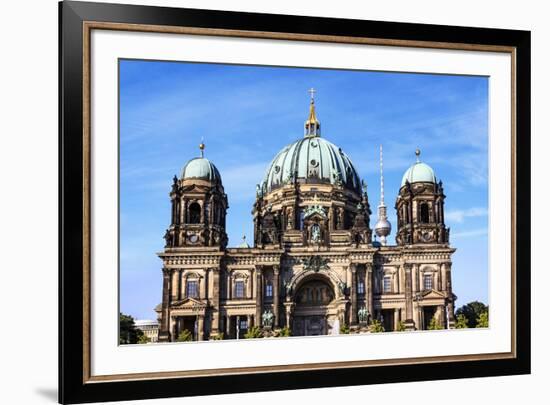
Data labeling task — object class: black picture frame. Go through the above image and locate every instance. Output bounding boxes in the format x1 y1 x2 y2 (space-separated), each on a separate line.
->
59 1 531 403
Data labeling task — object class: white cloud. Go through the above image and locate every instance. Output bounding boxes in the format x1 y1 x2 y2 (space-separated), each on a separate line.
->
446 207 488 223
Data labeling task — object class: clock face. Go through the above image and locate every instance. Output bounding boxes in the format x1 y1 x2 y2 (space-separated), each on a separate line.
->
189 234 199 243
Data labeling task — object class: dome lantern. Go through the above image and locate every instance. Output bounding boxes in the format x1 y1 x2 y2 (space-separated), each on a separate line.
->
304 88 321 137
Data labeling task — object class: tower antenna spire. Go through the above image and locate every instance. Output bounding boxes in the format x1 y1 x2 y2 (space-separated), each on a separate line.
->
374 144 391 246
380 144 385 205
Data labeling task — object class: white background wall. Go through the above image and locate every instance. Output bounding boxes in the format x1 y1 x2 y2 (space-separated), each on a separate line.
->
0 0 546 403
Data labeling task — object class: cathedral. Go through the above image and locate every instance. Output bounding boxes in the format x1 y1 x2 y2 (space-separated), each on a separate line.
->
156 91 456 342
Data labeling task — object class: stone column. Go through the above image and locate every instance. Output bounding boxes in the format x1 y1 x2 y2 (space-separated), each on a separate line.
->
350 264 358 325
170 316 177 342
416 305 423 330
210 268 220 335
225 315 231 338
159 268 172 342
171 270 180 301
394 308 400 331
284 303 294 328
197 315 204 341
444 263 456 326
399 264 406 294
412 263 419 293
171 198 176 225
366 263 374 321
404 264 415 330
173 270 181 300
247 315 252 329
255 266 263 326
200 200 205 223
273 265 280 327
441 263 447 295
181 199 186 224
227 271 232 300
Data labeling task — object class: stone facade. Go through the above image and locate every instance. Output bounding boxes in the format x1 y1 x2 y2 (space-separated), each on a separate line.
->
157 98 456 342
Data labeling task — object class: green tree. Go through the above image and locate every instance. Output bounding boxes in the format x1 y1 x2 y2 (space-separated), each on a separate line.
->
119 313 145 344
427 316 443 330
455 301 488 328
476 311 489 328
137 334 149 344
244 326 264 339
176 329 193 342
369 319 384 333
455 314 469 329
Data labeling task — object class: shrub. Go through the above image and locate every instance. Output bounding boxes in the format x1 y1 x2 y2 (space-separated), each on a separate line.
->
210 332 224 340
176 329 193 342
339 324 350 334
427 316 443 330
396 321 406 332
455 314 469 329
137 334 150 344
476 311 489 328
274 327 291 337
244 326 263 339
369 319 385 333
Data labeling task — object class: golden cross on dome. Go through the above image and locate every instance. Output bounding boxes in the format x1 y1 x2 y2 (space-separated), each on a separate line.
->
308 87 316 102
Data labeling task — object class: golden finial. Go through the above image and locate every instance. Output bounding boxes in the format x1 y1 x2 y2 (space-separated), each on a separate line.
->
305 88 320 137
199 137 205 158
415 148 421 162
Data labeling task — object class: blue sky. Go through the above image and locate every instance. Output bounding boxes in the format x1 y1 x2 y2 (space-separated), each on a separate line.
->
119 59 489 321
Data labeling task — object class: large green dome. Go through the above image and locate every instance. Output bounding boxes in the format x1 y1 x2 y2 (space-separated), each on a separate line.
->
261 136 361 194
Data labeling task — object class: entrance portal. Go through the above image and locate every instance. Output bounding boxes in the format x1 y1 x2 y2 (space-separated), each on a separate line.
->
292 278 335 336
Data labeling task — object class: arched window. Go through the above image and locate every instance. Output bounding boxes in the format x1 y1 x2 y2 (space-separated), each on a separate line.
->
188 202 201 224
420 203 429 223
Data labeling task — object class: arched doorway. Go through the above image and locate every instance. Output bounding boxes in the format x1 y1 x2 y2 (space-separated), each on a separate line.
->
292 277 336 336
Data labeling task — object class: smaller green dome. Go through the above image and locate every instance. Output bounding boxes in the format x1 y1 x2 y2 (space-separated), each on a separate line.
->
181 157 222 183
401 162 436 186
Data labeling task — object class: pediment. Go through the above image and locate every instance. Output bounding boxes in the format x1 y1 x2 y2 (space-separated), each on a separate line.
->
420 289 446 299
171 297 206 309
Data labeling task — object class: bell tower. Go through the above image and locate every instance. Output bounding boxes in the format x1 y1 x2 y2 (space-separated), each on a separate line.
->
395 149 449 245
164 142 228 249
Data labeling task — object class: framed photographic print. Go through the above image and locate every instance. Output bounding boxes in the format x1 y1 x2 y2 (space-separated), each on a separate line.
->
59 0 531 403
